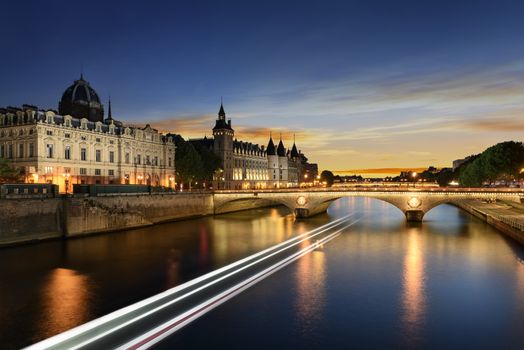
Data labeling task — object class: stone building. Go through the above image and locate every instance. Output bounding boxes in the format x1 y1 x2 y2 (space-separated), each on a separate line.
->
196 103 307 190
0 76 176 192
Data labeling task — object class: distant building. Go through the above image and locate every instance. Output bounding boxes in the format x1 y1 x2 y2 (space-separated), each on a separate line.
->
452 159 466 171
0 75 176 192
194 103 312 190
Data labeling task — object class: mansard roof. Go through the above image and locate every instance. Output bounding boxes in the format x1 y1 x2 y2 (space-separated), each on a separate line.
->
233 139 266 156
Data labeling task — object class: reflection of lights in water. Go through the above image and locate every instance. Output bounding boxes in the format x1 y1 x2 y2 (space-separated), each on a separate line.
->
401 229 426 346
40 268 90 338
516 258 524 312
199 226 210 267
166 249 181 288
295 245 327 334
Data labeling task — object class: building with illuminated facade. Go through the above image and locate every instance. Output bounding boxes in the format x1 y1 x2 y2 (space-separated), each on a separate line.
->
195 104 305 190
0 75 176 192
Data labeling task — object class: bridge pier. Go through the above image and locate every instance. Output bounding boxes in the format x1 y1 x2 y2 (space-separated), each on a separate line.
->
294 208 310 218
405 210 424 222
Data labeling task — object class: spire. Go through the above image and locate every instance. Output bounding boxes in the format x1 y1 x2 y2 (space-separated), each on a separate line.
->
277 137 286 157
218 100 226 120
267 132 276 155
107 96 112 120
291 133 299 158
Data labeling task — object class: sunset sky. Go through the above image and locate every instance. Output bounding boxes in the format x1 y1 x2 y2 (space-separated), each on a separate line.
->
2 0 524 175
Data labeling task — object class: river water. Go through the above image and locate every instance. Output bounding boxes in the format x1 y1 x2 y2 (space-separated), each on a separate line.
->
1 198 524 349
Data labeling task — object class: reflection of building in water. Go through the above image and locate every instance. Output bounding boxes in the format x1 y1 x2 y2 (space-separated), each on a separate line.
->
211 209 295 262
294 243 327 333
39 268 90 338
401 228 426 345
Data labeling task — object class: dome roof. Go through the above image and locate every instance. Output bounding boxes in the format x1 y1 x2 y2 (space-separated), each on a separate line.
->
58 74 104 122
61 74 101 104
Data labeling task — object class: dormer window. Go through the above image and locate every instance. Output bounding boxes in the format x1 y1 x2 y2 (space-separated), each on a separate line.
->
80 118 88 129
95 122 102 132
64 116 72 127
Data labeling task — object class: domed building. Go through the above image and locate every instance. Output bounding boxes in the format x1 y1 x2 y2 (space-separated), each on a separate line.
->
58 74 104 122
0 75 177 192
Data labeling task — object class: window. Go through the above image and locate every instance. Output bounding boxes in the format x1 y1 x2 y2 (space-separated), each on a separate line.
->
29 143 34 157
109 151 114 163
0 145 4 157
65 133 71 138
80 168 87 175
108 169 115 176
125 153 130 164
168 157 172 167
64 145 71 160
96 138 101 143
81 136 87 141
95 149 101 162
154 156 158 166
8 145 13 158
46 130 53 136
95 169 101 176
18 144 23 158
46 144 53 158
81 148 87 161
137 154 141 165
146 155 150 165
109 140 114 144
44 166 53 174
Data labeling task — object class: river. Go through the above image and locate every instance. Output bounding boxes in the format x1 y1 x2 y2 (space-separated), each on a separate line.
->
1 198 524 349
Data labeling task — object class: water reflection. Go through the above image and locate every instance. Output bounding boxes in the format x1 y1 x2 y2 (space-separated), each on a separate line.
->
39 268 90 339
401 227 426 346
294 239 327 335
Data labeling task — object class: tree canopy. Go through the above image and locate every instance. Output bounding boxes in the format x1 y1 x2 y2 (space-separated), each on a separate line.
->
0 158 23 183
459 141 524 187
320 170 335 187
172 135 221 188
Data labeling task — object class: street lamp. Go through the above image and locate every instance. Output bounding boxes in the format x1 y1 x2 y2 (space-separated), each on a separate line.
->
62 173 70 194
137 174 144 184
411 171 418 188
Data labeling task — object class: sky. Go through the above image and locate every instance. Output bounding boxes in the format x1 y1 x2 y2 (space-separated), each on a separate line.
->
2 0 524 176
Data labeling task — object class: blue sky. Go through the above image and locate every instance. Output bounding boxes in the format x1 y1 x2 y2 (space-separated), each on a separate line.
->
2 0 524 174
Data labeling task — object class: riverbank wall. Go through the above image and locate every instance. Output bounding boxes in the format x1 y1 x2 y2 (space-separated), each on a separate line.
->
454 200 524 246
0 193 273 247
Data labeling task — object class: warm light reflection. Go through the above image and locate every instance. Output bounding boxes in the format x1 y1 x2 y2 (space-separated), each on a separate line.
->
39 268 90 338
516 257 524 312
211 208 296 263
401 228 426 345
294 244 327 333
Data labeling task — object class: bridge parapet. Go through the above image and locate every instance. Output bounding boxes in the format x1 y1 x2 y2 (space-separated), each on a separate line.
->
213 189 524 222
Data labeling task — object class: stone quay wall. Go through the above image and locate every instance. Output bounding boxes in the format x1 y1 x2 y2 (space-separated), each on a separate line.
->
0 192 272 246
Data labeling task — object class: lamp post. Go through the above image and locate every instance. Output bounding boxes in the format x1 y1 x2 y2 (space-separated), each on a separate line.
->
137 174 143 184
62 173 70 195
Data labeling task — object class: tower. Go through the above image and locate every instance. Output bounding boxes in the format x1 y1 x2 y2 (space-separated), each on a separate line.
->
277 134 288 186
213 102 234 189
267 133 278 188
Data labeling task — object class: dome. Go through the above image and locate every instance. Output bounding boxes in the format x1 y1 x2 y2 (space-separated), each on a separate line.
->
58 74 104 122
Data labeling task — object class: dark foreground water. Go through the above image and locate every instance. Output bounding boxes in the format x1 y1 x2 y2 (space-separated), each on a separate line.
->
1 198 524 349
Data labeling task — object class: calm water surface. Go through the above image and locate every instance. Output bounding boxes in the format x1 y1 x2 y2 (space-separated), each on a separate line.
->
1 198 524 349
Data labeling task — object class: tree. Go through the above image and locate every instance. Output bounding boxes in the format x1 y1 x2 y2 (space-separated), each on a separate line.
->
459 141 524 186
192 141 221 183
173 135 203 189
320 170 335 187
436 168 454 187
0 158 22 183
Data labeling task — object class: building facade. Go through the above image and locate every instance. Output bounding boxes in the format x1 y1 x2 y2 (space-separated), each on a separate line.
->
0 76 176 192
197 104 309 190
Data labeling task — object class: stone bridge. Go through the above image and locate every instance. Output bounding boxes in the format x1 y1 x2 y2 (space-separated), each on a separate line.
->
213 188 524 222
